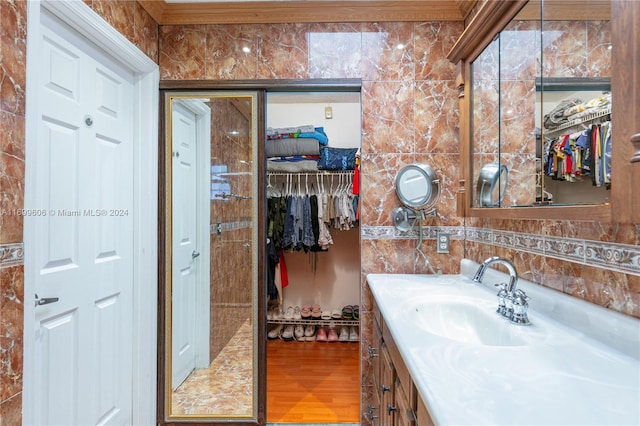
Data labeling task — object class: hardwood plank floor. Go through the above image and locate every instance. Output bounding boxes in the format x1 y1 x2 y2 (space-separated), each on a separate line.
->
267 338 361 423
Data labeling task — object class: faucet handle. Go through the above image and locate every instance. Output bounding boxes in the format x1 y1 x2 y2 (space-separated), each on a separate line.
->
510 289 531 325
494 283 509 316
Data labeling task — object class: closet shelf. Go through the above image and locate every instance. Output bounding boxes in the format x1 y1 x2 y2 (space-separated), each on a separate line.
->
268 319 359 327
543 105 611 138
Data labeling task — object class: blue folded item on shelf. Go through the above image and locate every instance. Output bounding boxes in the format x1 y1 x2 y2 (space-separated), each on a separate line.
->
318 147 358 170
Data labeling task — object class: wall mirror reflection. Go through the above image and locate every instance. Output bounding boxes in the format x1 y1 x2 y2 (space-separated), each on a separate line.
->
164 91 260 422
470 0 611 208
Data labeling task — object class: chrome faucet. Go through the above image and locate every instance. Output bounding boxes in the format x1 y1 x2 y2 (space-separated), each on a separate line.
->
473 256 531 325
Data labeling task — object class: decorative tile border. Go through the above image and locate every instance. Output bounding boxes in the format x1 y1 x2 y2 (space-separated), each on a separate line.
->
362 226 640 275
210 218 252 234
361 226 465 240
0 243 24 268
465 227 640 276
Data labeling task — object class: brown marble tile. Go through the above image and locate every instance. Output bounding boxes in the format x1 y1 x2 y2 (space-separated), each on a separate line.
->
90 0 136 44
414 80 459 154
0 32 26 116
359 153 414 227
159 25 207 80
542 21 588 77
501 20 540 81
585 20 611 77
0 111 25 244
1 0 26 42
257 23 309 79
172 318 253 415
414 21 463 81
308 23 362 79
362 81 416 154
360 22 415 82
206 25 258 80
499 80 536 154
134 1 159 64
0 393 22 426
0 265 24 403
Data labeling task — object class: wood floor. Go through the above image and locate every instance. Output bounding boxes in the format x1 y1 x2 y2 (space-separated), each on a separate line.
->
267 339 361 423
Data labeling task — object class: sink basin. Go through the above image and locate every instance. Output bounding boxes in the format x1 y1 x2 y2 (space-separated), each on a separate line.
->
409 298 527 346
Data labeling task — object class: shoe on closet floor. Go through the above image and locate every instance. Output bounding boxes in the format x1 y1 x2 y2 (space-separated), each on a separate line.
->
294 324 305 341
349 326 358 342
316 327 327 342
267 324 283 339
327 327 339 342
281 324 295 341
338 326 349 342
304 324 316 341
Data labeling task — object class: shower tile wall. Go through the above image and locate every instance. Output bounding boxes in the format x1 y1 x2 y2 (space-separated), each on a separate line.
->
1 1 638 424
0 0 158 422
207 97 254 359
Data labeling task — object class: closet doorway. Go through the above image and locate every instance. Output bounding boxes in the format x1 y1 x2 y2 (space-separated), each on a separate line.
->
265 91 362 424
159 81 362 426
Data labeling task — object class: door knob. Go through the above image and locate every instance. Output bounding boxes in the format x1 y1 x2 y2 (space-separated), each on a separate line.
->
192 250 200 259
35 294 59 307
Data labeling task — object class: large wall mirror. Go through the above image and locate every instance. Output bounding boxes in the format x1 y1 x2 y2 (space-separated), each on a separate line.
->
451 0 613 219
162 91 262 422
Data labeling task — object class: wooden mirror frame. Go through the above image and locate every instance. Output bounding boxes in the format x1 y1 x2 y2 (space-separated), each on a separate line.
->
449 0 640 223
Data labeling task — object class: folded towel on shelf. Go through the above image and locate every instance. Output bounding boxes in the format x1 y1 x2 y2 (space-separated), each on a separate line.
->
266 137 320 157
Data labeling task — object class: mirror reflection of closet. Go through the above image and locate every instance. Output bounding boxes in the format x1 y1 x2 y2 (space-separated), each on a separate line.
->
265 91 362 423
469 0 612 208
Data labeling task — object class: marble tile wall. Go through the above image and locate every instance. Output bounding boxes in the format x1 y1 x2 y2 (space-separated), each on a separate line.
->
0 0 158 422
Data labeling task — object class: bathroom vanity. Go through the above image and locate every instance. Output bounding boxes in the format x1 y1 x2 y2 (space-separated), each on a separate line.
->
367 260 640 425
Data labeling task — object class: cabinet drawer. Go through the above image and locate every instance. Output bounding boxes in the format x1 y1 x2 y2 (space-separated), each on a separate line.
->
382 318 416 406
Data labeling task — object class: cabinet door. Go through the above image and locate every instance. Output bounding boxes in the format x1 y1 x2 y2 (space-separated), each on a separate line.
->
393 376 416 426
417 395 435 426
380 344 395 426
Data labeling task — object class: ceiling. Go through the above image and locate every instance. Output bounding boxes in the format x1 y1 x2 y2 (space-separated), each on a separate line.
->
137 0 477 25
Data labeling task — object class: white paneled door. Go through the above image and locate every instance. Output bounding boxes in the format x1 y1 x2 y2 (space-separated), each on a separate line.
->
27 8 135 425
171 102 199 389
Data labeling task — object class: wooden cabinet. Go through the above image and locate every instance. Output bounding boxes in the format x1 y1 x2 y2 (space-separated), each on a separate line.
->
369 301 435 426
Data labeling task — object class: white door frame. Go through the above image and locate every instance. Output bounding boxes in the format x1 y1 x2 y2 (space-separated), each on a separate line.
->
173 98 212 370
23 1 159 424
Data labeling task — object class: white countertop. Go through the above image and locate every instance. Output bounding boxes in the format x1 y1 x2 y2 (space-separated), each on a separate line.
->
367 261 640 426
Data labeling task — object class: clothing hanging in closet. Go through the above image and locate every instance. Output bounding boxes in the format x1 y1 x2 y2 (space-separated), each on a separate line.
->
267 172 358 253
544 121 611 188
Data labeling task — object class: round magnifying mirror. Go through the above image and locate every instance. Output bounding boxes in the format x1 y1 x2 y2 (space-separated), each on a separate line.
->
477 163 509 207
395 164 440 211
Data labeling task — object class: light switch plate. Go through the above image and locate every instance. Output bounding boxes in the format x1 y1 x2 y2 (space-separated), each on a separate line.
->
436 232 450 254
324 106 333 119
